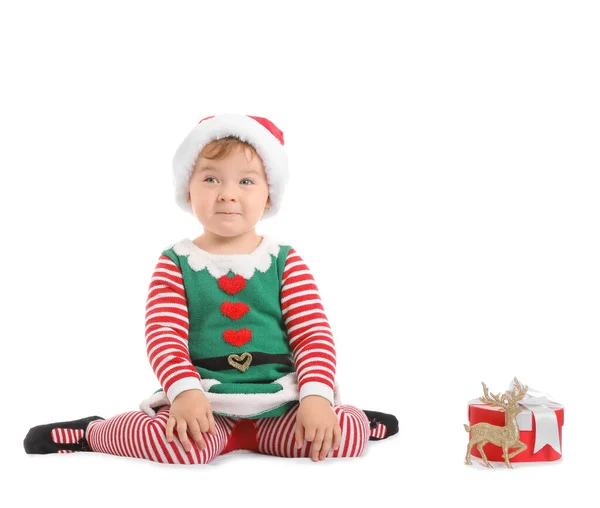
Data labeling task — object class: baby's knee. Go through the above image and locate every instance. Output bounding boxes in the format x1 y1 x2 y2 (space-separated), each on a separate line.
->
143 413 218 465
333 405 370 458
335 405 370 430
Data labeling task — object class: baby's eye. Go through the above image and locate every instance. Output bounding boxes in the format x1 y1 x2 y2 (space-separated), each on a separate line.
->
204 177 217 183
241 179 254 185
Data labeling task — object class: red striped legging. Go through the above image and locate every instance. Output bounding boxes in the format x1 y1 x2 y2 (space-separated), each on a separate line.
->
86 403 370 464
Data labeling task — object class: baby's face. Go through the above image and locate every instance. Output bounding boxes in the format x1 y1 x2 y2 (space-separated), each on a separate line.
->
187 144 271 237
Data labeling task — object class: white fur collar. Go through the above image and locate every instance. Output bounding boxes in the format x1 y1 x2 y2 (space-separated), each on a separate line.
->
170 235 281 279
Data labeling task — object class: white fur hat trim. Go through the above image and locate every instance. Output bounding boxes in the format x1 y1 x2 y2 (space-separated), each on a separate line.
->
172 114 289 219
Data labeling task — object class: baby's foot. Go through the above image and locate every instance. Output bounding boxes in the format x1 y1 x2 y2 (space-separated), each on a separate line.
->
362 409 399 441
24 415 104 454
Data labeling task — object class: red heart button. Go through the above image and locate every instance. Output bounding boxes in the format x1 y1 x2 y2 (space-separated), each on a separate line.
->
223 328 252 347
218 274 246 295
220 302 250 320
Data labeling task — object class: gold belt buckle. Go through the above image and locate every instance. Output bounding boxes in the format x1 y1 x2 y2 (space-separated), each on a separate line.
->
227 352 252 372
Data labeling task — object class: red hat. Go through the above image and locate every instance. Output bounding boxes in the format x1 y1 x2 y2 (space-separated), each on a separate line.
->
172 114 289 219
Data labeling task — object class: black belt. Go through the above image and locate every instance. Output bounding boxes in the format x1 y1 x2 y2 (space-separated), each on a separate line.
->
192 352 294 373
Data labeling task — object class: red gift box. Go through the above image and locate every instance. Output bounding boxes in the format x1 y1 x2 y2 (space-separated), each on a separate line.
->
467 402 564 463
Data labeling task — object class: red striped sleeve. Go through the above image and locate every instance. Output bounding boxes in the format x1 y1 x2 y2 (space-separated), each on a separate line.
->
280 248 336 405
145 255 203 403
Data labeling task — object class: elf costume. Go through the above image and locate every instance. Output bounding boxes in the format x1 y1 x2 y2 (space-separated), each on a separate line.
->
140 236 339 420
24 114 398 463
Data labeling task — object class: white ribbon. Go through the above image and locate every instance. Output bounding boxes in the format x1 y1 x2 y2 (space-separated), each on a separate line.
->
509 380 562 454
468 380 563 455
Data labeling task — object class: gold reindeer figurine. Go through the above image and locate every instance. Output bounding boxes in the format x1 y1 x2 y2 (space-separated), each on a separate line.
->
464 378 528 468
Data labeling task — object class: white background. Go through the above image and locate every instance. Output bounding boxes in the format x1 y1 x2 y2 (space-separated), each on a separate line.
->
2 1 598 506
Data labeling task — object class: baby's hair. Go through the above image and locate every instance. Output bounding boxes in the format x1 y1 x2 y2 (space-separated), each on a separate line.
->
200 136 259 161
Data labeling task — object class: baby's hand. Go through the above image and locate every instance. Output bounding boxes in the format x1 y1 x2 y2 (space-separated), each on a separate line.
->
295 395 341 462
166 389 216 453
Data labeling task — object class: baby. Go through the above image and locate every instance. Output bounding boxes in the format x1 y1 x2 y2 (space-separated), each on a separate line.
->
24 114 398 464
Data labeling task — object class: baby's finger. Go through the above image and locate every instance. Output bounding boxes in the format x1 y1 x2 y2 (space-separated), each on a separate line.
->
294 423 304 449
177 421 192 452
198 414 210 434
207 412 217 436
303 426 316 443
311 428 325 462
333 423 342 451
188 420 206 451
166 415 176 442
320 428 333 460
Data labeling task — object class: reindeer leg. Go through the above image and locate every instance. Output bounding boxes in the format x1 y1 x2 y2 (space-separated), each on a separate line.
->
465 439 478 465
506 441 527 459
477 442 492 468
502 445 512 468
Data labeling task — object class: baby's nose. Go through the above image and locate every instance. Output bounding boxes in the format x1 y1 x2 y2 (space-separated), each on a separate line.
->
218 185 239 200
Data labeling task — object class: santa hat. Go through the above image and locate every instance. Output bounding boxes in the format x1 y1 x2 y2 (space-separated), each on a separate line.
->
173 114 289 219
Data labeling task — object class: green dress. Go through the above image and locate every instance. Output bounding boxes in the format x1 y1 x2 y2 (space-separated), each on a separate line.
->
149 235 302 418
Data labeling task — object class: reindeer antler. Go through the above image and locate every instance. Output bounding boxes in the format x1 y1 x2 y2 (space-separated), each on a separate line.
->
505 377 528 405
479 382 508 409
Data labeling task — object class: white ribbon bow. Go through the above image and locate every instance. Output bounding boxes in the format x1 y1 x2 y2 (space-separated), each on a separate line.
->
508 379 562 454
468 380 563 455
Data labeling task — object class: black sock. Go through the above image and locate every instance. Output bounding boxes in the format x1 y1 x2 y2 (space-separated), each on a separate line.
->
24 415 105 454
362 409 399 441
